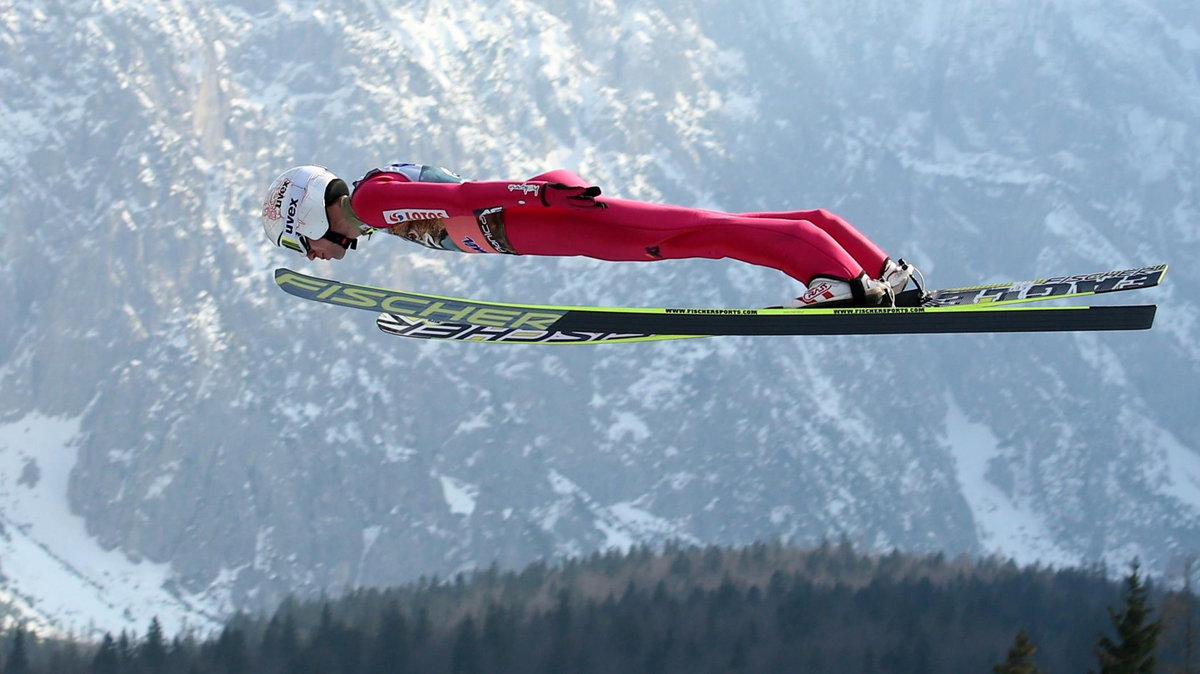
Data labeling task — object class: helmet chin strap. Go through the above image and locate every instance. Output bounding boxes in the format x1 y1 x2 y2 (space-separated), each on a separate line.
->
320 230 358 251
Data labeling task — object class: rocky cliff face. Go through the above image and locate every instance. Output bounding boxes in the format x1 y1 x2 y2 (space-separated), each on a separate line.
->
0 0 1196 633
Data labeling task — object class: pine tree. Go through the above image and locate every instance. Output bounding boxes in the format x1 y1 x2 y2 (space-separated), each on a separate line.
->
139 617 168 674
1095 561 1163 674
261 611 300 674
212 625 249 674
993 630 1045 674
167 634 193 674
545 589 572 673
1167 555 1199 674
92 633 120 674
451 616 481 674
45 642 82 674
304 605 341 674
481 602 511 669
368 602 408 674
413 606 431 645
1186 556 1198 674
117 630 135 665
3 625 30 674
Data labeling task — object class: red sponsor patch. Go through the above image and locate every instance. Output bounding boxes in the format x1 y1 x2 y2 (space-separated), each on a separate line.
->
799 281 834 304
382 208 450 224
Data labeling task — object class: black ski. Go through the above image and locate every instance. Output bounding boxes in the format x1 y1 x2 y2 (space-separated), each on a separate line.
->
275 268 1158 337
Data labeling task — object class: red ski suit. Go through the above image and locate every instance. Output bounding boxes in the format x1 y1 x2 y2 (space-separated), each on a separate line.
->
349 166 887 286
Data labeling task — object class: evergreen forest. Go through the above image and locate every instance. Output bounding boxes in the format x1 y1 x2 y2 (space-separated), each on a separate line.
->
0 542 1194 673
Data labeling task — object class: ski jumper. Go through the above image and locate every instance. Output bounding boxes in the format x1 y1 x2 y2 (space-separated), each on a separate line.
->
349 164 888 286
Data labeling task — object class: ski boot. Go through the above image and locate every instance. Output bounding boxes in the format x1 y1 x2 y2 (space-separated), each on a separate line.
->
785 273 894 309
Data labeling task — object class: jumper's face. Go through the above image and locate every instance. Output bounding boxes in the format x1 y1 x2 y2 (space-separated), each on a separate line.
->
303 200 363 261
304 236 347 261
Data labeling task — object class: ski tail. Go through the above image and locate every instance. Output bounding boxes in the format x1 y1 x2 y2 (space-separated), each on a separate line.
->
902 264 1167 307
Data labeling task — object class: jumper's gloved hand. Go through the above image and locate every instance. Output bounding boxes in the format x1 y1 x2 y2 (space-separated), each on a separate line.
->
541 183 607 209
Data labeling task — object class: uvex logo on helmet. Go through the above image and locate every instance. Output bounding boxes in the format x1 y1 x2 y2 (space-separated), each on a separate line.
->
284 197 301 234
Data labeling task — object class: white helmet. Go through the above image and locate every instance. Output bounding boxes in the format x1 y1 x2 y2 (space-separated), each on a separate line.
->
261 165 348 254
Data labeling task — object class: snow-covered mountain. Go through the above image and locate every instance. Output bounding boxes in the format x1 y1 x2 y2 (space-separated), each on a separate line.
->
0 0 1197 634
